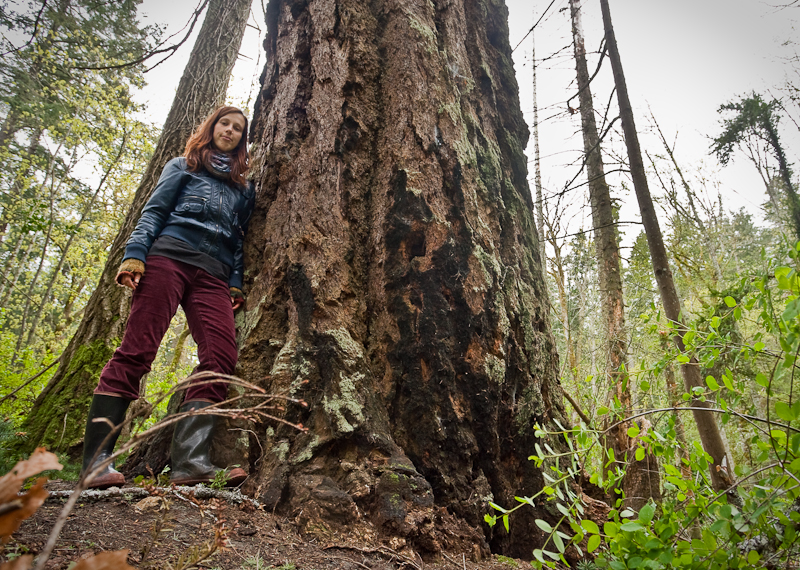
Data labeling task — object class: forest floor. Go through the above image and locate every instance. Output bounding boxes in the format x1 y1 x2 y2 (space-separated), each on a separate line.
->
2 480 531 570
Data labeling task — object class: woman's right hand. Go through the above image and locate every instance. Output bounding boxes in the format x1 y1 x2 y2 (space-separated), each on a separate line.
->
116 259 146 289
118 272 143 290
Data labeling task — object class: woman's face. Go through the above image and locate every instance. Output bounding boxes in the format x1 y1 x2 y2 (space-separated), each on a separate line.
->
212 113 246 153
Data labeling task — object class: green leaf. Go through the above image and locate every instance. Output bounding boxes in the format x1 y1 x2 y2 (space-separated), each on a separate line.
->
747 550 760 564
603 522 618 537
535 519 553 533
638 502 655 524
784 298 800 321
709 520 726 533
627 424 640 438
639 380 650 391
620 522 643 532
722 374 735 391
635 447 645 461
756 373 770 387
597 406 609 416
503 514 509 532
676 354 690 364
771 429 787 441
724 296 737 307
533 549 545 564
552 531 565 553
776 402 795 422
705 375 719 391
543 549 560 560
587 534 601 553
581 520 600 534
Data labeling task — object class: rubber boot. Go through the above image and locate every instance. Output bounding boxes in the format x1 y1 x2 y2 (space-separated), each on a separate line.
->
81 394 130 489
170 401 246 486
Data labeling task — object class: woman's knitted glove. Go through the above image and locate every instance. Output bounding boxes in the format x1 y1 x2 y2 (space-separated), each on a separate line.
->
116 258 145 289
231 287 245 311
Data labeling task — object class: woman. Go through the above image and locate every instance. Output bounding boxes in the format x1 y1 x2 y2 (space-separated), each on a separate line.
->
80 106 255 489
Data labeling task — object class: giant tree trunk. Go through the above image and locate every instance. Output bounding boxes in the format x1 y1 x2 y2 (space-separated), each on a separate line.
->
15 0 253 454
238 0 566 557
600 0 734 491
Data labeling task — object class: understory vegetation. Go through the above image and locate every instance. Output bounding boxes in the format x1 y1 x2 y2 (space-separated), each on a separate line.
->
489 237 800 568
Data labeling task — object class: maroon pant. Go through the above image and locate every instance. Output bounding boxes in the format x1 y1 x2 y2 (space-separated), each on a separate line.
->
95 255 237 403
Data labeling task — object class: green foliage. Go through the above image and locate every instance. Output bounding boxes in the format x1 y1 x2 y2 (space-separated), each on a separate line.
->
208 467 235 490
0 0 159 373
494 240 800 568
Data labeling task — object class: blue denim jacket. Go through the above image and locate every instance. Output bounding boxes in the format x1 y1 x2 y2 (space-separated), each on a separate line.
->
124 157 254 289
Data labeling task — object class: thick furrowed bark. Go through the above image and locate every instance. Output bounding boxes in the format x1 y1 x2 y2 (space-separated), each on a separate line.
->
239 0 566 557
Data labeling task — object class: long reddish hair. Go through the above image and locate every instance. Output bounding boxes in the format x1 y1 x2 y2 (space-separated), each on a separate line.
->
184 106 249 186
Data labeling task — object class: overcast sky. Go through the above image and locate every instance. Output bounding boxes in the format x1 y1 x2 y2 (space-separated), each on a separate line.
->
138 0 799 245
506 0 799 240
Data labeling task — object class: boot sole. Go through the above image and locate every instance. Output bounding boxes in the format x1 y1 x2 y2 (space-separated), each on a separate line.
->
171 468 247 487
85 472 126 490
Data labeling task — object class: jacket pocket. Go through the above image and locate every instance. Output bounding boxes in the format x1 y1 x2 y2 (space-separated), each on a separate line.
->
175 196 207 218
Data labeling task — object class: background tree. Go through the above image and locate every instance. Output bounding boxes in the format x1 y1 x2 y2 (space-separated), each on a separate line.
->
600 0 734 492
567 0 662 511
712 93 800 240
0 0 158 423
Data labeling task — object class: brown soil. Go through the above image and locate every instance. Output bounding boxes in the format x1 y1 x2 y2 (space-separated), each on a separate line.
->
2 480 527 570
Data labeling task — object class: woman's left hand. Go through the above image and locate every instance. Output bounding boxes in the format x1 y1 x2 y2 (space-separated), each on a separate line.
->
230 287 245 311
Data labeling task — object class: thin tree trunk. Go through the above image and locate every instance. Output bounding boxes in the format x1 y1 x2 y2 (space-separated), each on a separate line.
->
0 233 36 309
548 232 579 382
530 17 545 264
24 134 129 347
570 0 659 509
166 322 192 376
0 128 43 248
0 109 19 152
0 233 27 302
16 0 253 454
13 144 74 359
600 0 734 491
